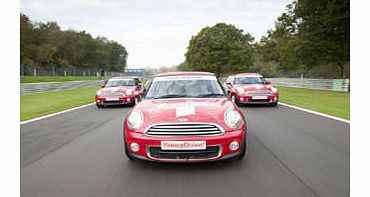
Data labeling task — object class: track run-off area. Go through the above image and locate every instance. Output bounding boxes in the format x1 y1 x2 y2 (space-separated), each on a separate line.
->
20 103 349 197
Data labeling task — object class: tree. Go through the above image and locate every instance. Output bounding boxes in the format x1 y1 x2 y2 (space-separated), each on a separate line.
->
294 0 349 78
20 14 34 65
256 0 349 78
20 14 129 74
185 23 254 76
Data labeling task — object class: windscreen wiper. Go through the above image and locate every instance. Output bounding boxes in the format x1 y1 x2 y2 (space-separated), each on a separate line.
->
152 94 190 99
196 93 225 98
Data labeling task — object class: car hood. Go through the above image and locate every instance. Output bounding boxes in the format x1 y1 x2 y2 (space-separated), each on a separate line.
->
133 98 237 129
234 84 273 92
101 86 135 94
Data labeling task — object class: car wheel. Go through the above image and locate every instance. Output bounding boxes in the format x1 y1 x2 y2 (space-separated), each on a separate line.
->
237 132 247 160
232 95 241 107
124 141 137 161
96 103 103 108
123 128 137 162
270 101 278 107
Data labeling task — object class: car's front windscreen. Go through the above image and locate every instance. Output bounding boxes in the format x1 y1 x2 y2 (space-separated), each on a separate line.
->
105 79 135 87
234 77 266 84
145 76 225 99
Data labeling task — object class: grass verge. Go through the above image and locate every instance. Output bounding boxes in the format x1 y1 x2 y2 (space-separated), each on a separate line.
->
21 86 99 121
21 76 107 84
277 86 350 120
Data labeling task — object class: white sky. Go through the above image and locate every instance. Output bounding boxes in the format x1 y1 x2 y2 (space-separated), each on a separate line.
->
21 0 292 69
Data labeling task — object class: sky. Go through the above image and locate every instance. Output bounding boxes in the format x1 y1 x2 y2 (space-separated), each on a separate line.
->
21 0 292 69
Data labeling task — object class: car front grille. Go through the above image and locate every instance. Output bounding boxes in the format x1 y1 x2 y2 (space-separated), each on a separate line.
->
148 146 221 160
247 99 271 102
145 123 223 136
103 93 124 97
246 91 272 96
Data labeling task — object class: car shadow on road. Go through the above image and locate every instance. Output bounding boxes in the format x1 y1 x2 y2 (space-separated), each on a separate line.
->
97 105 133 109
126 158 247 172
238 104 276 108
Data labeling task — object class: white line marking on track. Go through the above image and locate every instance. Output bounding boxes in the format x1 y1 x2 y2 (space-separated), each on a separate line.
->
20 101 349 125
20 103 95 125
279 102 350 124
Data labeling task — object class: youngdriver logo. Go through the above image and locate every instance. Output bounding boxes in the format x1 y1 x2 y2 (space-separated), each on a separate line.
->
162 141 206 149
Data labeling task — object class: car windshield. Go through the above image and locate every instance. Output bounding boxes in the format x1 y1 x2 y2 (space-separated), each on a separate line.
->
234 76 266 84
145 76 225 99
105 79 135 87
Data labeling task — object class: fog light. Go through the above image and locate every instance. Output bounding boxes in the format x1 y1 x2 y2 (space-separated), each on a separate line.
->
229 141 239 151
130 142 139 152
240 97 244 101
97 100 101 103
127 98 131 102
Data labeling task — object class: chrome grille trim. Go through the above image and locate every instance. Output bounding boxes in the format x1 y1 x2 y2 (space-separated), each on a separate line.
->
149 128 219 131
103 93 124 97
246 91 272 96
145 123 224 136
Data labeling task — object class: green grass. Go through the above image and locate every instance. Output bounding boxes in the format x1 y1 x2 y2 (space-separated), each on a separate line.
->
21 76 107 83
277 86 350 120
20 86 99 121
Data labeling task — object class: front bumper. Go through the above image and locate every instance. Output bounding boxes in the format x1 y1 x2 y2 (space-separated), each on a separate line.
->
125 129 245 162
236 94 278 104
96 96 135 105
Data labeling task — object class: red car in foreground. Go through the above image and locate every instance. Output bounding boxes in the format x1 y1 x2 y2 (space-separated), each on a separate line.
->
95 77 143 108
124 72 247 162
224 73 279 106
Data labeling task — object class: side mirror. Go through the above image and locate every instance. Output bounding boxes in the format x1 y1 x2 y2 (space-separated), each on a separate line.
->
264 81 271 85
100 79 108 88
226 82 231 85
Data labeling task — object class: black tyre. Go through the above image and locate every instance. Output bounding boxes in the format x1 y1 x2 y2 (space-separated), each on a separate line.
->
96 103 103 108
237 132 248 160
270 101 278 107
123 128 136 161
232 95 242 107
124 141 136 161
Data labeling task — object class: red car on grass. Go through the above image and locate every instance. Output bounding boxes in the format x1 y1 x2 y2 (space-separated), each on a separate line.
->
224 73 279 106
123 72 248 162
95 77 143 108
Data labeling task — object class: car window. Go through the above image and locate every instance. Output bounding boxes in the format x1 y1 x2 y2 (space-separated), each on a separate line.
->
234 76 266 84
105 79 135 87
145 76 225 99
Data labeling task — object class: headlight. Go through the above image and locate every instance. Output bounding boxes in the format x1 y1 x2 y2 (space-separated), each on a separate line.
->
127 110 144 130
236 87 245 94
96 90 102 96
271 87 278 93
126 89 134 95
224 109 243 129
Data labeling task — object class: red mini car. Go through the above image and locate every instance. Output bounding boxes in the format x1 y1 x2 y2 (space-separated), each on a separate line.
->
95 77 143 108
124 72 247 162
224 73 279 106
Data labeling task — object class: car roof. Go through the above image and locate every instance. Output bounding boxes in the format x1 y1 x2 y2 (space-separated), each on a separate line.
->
234 73 262 77
110 76 136 80
155 71 215 77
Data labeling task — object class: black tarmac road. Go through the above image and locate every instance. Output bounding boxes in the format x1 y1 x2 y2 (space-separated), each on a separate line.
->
21 104 349 197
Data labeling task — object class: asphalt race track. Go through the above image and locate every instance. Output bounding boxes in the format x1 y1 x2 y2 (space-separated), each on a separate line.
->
21 104 349 197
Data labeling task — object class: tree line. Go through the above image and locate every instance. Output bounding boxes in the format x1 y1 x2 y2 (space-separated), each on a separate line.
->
20 14 128 73
180 0 349 78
